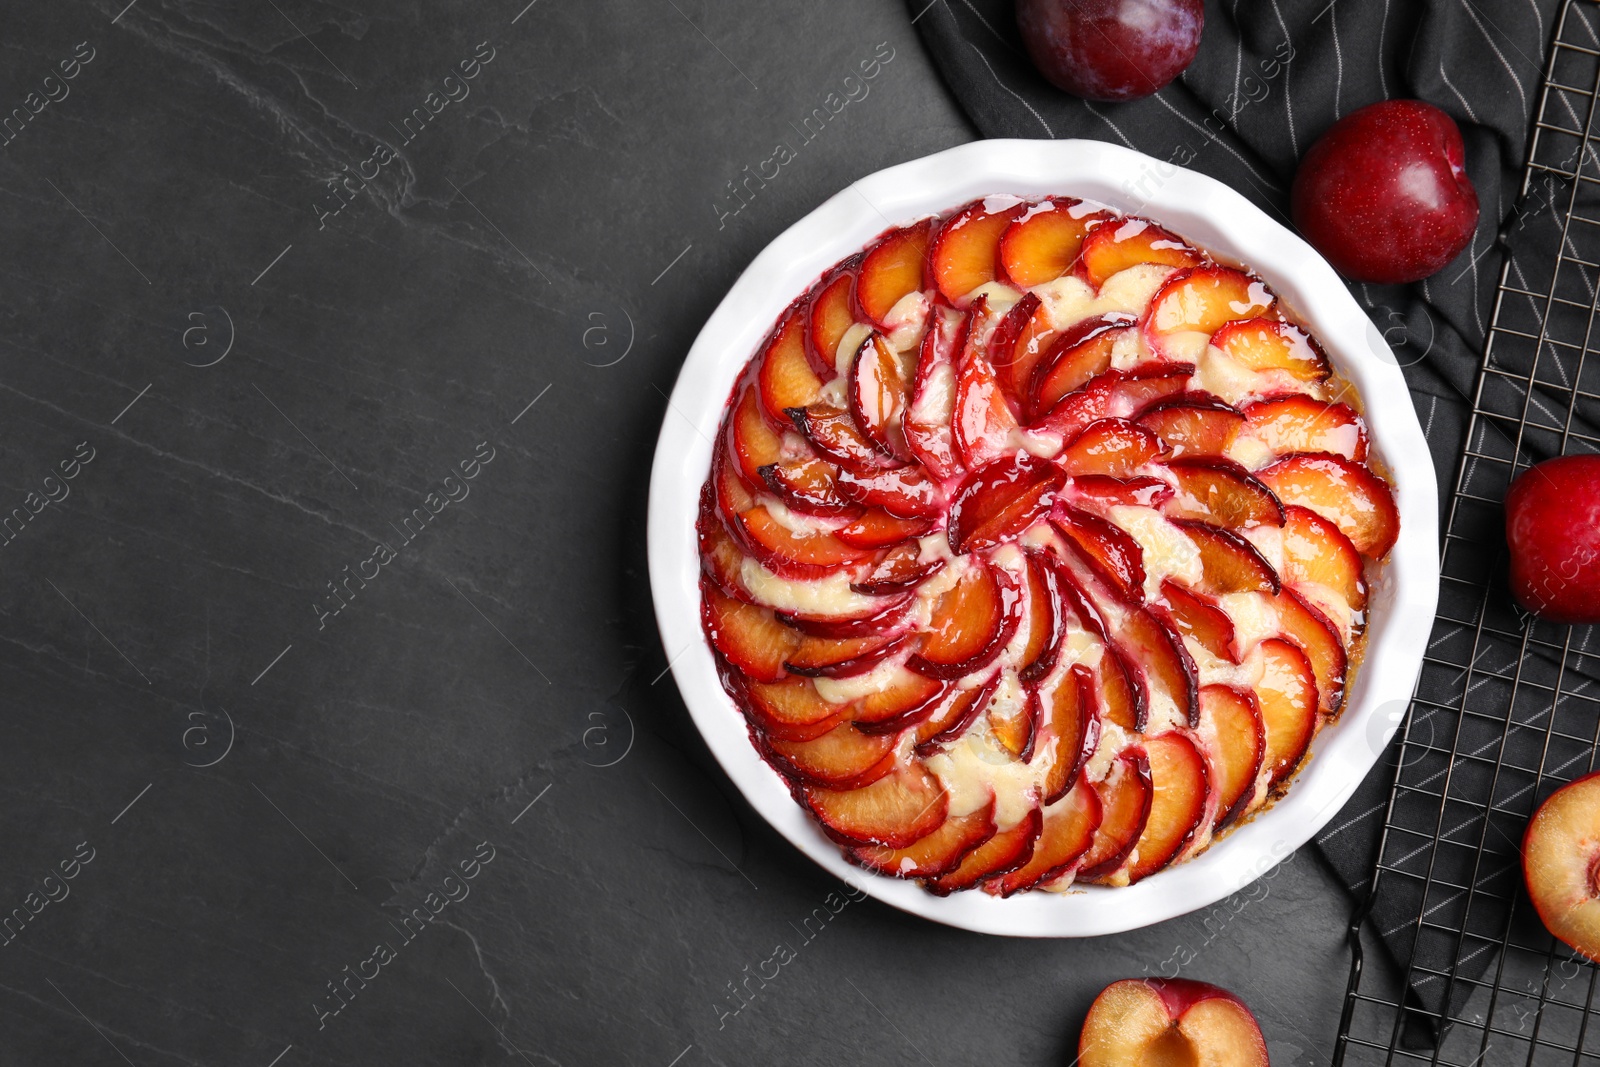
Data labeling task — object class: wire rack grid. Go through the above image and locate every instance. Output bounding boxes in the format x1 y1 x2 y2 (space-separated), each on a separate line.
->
1334 2 1600 1063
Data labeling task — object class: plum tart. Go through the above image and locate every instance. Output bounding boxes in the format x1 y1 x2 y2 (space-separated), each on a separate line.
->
698 195 1398 895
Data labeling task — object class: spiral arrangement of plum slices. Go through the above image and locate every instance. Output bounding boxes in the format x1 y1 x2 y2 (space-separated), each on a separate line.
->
699 194 1399 896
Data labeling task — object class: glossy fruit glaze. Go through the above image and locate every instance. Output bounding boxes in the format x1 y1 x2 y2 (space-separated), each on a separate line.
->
697 194 1399 896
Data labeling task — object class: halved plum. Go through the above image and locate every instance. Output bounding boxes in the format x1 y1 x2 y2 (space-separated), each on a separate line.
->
1079 978 1271 1067
1521 774 1600 966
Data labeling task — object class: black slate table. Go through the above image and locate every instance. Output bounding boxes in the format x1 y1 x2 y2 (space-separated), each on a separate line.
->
1 2 1402 1064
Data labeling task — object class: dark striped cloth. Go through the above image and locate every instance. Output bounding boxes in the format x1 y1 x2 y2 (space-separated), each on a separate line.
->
911 0 1565 1044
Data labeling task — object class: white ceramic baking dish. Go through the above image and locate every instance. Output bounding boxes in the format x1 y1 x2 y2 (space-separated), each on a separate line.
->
647 139 1439 937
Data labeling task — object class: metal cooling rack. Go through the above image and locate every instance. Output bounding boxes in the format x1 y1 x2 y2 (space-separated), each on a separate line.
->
1333 2 1600 1063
